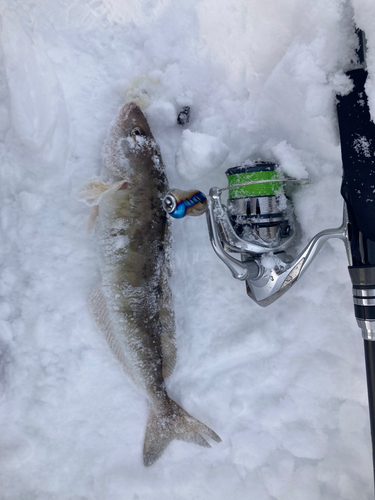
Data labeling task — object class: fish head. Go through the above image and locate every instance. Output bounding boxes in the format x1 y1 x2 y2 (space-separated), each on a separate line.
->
102 102 163 182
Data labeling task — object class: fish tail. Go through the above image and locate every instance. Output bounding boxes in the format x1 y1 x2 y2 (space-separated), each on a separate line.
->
143 397 221 466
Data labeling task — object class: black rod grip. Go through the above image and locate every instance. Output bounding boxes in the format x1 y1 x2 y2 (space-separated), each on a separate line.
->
338 68 375 245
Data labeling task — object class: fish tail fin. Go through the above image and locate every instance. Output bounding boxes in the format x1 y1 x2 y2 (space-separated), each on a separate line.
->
143 398 221 466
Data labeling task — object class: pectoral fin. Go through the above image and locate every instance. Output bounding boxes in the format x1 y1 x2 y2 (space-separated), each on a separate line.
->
77 178 126 206
78 178 128 232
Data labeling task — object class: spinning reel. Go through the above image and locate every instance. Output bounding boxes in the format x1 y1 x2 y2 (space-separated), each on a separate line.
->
163 160 352 312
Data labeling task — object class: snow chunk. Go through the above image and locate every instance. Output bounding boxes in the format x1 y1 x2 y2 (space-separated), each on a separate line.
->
261 254 277 270
329 71 354 96
18 192 44 214
0 320 13 341
1 10 62 151
0 304 11 321
338 401 367 433
176 129 229 181
353 135 373 158
281 422 328 459
146 99 177 128
271 141 309 179
231 430 276 468
0 435 34 469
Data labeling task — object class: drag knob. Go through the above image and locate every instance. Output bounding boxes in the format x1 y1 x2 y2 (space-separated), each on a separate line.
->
162 189 207 219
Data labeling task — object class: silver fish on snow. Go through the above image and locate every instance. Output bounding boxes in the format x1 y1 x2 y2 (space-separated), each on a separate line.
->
79 102 221 466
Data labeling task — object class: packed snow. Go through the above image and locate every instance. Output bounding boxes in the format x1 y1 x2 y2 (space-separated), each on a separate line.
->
1 0 375 498
176 129 230 180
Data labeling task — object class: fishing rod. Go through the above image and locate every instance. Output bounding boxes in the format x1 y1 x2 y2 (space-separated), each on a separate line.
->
338 28 375 491
164 28 375 493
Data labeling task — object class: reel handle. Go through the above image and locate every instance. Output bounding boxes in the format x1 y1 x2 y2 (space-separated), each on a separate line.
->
163 189 207 219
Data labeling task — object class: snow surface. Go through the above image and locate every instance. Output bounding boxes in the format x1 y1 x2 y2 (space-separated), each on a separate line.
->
1 0 375 498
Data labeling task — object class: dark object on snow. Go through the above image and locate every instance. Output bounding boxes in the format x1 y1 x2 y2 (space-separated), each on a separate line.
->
177 106 190 126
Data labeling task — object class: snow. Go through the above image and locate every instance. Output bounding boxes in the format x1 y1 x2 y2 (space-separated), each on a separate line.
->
0 0 375 498
271 141 309 179
176 129 230 180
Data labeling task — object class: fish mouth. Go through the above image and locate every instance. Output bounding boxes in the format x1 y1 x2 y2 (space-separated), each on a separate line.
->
118 101 138 122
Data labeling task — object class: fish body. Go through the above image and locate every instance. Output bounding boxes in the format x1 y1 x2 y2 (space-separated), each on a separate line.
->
79 102 220 465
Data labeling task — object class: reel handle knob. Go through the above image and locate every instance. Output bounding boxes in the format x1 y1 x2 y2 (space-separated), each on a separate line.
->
162 189 207 219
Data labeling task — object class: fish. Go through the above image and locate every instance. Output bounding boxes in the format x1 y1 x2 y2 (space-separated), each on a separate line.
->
78 102 221 466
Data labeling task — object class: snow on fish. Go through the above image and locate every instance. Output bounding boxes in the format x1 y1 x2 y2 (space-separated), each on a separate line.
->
78 102 221 466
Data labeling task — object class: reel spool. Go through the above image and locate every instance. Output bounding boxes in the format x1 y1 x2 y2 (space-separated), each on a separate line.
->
225 161 289 245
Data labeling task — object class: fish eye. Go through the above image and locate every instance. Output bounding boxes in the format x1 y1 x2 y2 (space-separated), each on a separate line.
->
131 127 146 139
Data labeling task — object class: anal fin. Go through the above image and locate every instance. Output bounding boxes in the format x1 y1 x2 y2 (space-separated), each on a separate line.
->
89 284 135 384
159 270 177 379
